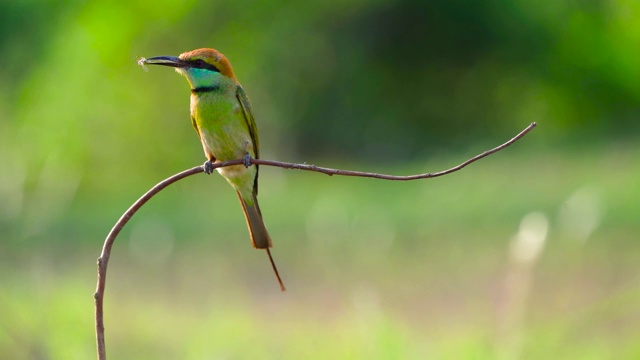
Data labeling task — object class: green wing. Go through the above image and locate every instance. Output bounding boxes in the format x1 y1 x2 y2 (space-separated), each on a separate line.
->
236 85 260 194
236 85 259 159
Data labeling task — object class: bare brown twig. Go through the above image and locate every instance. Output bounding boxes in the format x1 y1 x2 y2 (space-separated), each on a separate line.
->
252 122 537 180
95 122 537 360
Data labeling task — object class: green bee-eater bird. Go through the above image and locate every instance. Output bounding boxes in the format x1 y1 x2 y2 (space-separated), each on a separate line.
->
141 48 284 290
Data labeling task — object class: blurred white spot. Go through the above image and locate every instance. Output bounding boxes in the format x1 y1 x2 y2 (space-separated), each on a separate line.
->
305 196 350 247
351 209 395 254
558 186 603 243
510 212 548 264
24 154 81 237
352 283 381 318
352 282 382 345
129 218 175 264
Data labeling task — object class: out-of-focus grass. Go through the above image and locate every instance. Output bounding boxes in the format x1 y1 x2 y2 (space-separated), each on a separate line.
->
0 145 639 359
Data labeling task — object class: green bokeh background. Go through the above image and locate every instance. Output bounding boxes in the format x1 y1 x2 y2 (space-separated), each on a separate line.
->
1 1 639 359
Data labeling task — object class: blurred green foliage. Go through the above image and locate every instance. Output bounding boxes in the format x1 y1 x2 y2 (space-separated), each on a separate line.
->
0 0 639 359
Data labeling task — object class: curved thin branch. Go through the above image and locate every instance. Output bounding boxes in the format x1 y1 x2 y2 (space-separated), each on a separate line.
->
252 122 537 179
95 122 537 360
94 166 204 360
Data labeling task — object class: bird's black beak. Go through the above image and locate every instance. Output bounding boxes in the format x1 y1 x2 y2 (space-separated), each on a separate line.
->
139 56 187 68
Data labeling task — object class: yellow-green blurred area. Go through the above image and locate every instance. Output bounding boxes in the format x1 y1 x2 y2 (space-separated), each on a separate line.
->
1 0 639 359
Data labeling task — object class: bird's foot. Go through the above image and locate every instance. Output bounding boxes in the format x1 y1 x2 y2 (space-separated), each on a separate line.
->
243 153 253 168
203 160 214 174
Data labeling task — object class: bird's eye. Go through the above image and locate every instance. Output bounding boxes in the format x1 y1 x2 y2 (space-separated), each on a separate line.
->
192 58 220 73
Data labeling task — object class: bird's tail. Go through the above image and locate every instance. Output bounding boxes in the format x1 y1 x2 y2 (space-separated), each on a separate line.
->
237 192 286 291
237 191 272 249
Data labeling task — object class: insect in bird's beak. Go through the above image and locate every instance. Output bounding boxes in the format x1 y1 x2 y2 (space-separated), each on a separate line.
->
137 57 149 72
139 56 188 68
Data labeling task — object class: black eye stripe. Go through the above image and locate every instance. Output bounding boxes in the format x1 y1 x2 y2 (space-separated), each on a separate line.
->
190 59 220 72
